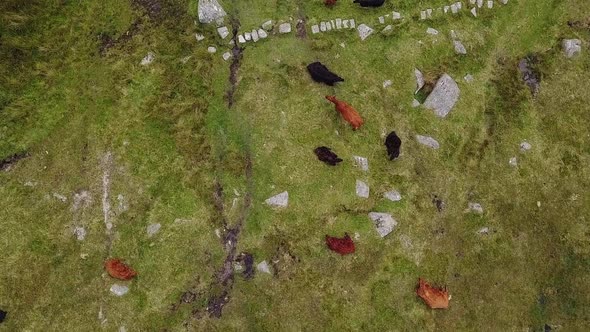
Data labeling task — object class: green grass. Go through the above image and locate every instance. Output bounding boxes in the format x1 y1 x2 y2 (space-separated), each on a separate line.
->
1 0 590 330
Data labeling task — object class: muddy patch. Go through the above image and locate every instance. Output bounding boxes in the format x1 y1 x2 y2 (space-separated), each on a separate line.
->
271 241 300 279
226 19 244 108
99 20 141 56
296 19 307 39
518 55 542 97
0 151 29 171
432 195 445 212
132 0 162 20
235 252 255 280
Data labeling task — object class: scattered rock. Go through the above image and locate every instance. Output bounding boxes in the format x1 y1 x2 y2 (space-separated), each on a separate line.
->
383 79 392 88
74 227 86 241
140 52 155 65
53 193 67 203
279 23 292 34
147 223 161 237
426 27 439 35
262 20 273 31
222 51 232 61
257 260 272 274
392 11 401 20
251 30 259 42
238 35 246 43
562 39 581 58
350 19 356 28
217 26 229 39
336 18 342 29
207 46 217 53
477 227 489 235
467 202 484 214
420 11 427 20
381 25 393 36
464 74 474 82
368 212 398 237
451 3 459 14
416 135 440 149
384 190 402 202
195 33 205 41
426 8 433 18
244 32 251 41
197 0 227 24
454 40 467 54
520 141 532 152
518 56 541 96
311 24 320 34
357 24 374 41
500 0 508 4
378 16 385 24
258 29 268 39
487 0 494 8
117 194 128 212
265 191 289 207
471 7 477 17
415 68 425 93
444 6 450 13
356 180 370 198
110 284 129 296
423 74 460 118
353 156 369 172
509 157 518 167
343 20 349 29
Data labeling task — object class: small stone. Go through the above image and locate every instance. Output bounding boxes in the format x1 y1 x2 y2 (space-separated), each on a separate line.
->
444 6 450 13
456 1 462 9
537 201 541 208
279 23 291 34
477 0 483 8
520 141 532 152
110 284 129 296
340 42 345 48
416 135 440 149
468 202 484 214
119 327 127 332
426 27 439 35
222 51 231 61
265 191 288 207
384 190 402 202
426 8 433 18
454 40 467 54
217 26 229 39
140 52 155 66
335 18 342 29
343 20 349 28
147 223 161 237
354 232 361 240
353 156 369 171
74 227 86 241
423 74 460 118
195 33 205 41
562 39 582 58
320 22 327 32
331 20 336 29
477 227 489 235
415 68 425 92
257 260 272 274
470 0 476 4
451 4 458 14
258 29 268 39
500 0 508 4
311 25 320 34
487 0 494 8
356 180 369 198
207 46 217 53
383 79 392 88
381 25 393 36
24 181 36 187
244 32 251 41
53 193 67 202
80 253 89 259
412 99 421 108
238 35 246 43
471 7 477 17
379 16 385 24
262 20 273 31
392 11 401 20
368 212 398 238
326 21 332 31
357 24 374 41
509 157 518 167
215 228 221 238
464 74 474 82
350 19 356 28
450 30 458 39
420 11 427 20
251 29 259 42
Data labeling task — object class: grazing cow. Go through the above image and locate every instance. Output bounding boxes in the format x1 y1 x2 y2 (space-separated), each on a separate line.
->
325 95 364 130
325 0 337 6
325 233 355 255
353 0 385 8
307 62 344 86
384 131 402 160
314 146 343 166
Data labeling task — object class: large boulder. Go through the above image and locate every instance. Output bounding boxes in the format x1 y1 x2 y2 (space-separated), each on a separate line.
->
423 74 460 118
198 0 227 24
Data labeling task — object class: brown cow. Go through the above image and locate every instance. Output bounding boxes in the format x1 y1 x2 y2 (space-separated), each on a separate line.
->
325 95 364 130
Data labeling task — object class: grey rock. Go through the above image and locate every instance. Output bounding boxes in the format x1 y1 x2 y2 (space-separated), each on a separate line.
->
379 16 385 24
456 1 462 9
258 29 268 39
207 46 217 53
471 7 477 17
464 74 474 82
520 141 532 152
500 0 508 4
416 135 440 149
244 32 251 41
266 191 288 207
368 212 398 238
140 52 155 66
426 8 433 18
420 11 427 20
477 227 489 235
350 19 356 29
195 33 205 41
382 25 393 36
423 74 460 118
357 24 374 41
353 156 369 172
477 0 483 7
426 27 439 35
356 180 370 198
331 20 336 29
468 202 484 214
198 0 227 24
343 20 349 29
335 18 342 29
238 35 246 43
415 68 425 92
562 39 581 58
392 11 401 20
384 190 402 202
74 227 86 241
450 29 458 40
147 223 161 237
470 0 476 4
487 0 494 8
279 23 291 34
262 20 273 31
320 22 327 32
257 260 272 274
383 79 393 88
251 29 259 42
509 157 518 167
53 193 67 202
451 4 458 14
326 21 332 31
454 40 467 54
217 26 229 39
110 284 129 296
444 6 450 13
311 25 320 34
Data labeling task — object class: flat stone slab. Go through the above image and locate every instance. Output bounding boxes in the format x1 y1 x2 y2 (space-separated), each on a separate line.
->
509 157 518 167
353 156 369 171
195 33 205 41
279 23 292 34
207 46 217 53
265 191 288 207
423 74 460 118
381 25 393 36
198 0 227 24
110 284 129 296
427 27 439 35
74 227 86 241
258 29 268 38
392 11 401 20
368 212 398 238
454 40 467 54
384 190 402 202
140 52 155 66
335 18 342 29
251 29 259 42
147 223 161 237
520 141 532 152
416 135 440 149
217 26 229 39
562 39 581 58
257 260 272 274
356 180 369 198
262 20 273 31
311 25 320 34
415 68 424 92
357 24 374 40
468 202 484 214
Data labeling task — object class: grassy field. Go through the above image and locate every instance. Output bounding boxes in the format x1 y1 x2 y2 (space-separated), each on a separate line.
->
1 0 590 330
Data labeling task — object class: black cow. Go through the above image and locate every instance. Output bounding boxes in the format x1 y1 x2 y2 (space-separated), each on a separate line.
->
307 62 344 86
384 131 402 160
314 146 343 166
353 0 385 8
